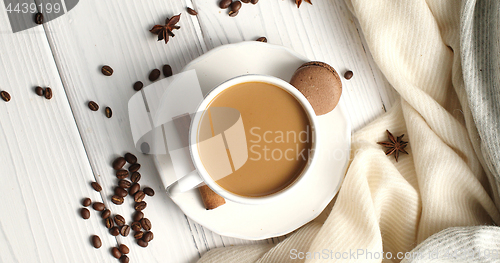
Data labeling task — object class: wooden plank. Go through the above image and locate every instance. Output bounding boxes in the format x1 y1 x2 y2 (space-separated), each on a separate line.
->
0 7 115 263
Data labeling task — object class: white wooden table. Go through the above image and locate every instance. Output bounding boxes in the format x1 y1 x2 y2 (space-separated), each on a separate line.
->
0 0 396 262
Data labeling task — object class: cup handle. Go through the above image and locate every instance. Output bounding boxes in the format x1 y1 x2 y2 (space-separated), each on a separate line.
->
176 170 204 193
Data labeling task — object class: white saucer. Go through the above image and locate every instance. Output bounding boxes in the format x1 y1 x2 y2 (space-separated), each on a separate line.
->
164 42 351 240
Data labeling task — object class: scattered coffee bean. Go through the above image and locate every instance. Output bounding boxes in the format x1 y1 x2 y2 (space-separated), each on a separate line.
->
119 244 129 254
131 221 142 232
229 10 239 17
134 191 146 202
124 153 137 164
91 235 101 248
143 187 155 197
133 211 144 222
242 0 250 2
143 231 154 242
130 172 141 183
44 87 52 100
82 198 92 207
120 255 130 263
187 7 198 16
105 107 112 118
91 182 102 192
88 101 99 111
137 239 148 247
110 227 120 236
135 201 147 211
111 195 124 205
118 179 132 189
134 231 144 239
114 187 128 198
256 37 267 43
105 217 114 229
113 157 126 170
251 0 258 4
92 202 105 211
114 215 126 227
149 69 161 81
128 163 141 173
80 208 90 219
163 64 173 77
344 70 353 80
1 91 11 102
230 1 241 12
219 0 232 9
35 12 43 24
35 86 44 96
116 169 129 179
140 218 152 231
101 209 111 219
133 81 144 91
112 247 122 259
101 65 113 76
129 183 140 195
120 225 131 237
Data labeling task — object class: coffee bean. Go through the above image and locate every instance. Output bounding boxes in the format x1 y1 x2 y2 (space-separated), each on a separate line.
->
1 91 11 102
133 211 144 222
101 65 113 76
105 107 112 118
120 255 129 263
110 227 120 236
230 1 241 12
256 37 267 43
134 191 145 202
143 187 155 196
112 247 122 259
80 208 90 219
88 101 99 111
140 218 152 231
229 10 239 17
120 225 130 237
42 87 52 100
119 244 129 254
105 217 114 229
130 172 141 183
114 214 126 227
116 169 129 179
143 231 154 242
128 163 141 173
129 183 140 195
118 180 131 189
219 0 232 9
124 153 137 164
114 187 128 198
112 157 126 170
135 201 147 211
92 202 105 211
187 7 198 16
163 64 173 77
82 197 92 207
241 0 250 3
101 209 111 219
251 0 258 4
131 221 142 231
149 69 161 81
344 70 354 80
35 86 44 96
91 235 101 248
137 239 148 247
133 81 144 91
111 195 124 205
134 231 143 239
91 182 102 192
35 12 43 24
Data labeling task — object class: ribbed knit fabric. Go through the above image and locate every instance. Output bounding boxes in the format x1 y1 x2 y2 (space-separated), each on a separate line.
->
197 0 500 262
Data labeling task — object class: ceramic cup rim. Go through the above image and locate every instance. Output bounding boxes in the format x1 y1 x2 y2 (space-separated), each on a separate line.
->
189 74 319 205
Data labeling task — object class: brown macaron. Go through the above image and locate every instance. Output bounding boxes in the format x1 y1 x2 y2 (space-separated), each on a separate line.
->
289 61 342 116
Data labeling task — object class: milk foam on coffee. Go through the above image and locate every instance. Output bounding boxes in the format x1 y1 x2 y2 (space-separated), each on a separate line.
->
197 82 312 197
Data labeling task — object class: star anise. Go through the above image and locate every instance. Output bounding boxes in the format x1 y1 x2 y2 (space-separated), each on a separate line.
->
150 14 181 44
295 0 312 8
377 130 408 162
